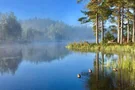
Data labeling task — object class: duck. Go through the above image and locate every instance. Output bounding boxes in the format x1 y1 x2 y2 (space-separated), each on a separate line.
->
113 68 118 72
77 74 81 78
88 69 92 73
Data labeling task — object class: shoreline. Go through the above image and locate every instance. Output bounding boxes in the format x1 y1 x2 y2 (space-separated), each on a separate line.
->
66 42 135 53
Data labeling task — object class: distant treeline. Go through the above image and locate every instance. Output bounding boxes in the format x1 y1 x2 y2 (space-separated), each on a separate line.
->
0 12 94 43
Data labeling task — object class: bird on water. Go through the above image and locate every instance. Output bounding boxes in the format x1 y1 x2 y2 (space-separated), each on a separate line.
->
88 69 92 73
77 74 81 78
113 68 118 72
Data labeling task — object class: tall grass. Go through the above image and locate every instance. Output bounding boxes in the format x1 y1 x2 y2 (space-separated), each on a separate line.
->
66 42 135 53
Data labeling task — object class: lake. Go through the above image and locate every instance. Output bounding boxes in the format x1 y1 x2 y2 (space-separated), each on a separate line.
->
0 42 134 90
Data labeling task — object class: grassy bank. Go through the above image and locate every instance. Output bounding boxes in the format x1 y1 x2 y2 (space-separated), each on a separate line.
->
66 42 135 53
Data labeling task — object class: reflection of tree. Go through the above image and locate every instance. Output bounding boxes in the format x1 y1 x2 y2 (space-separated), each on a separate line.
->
0 43 69 74
23 43 69 64
116 54 135 90
0 47 22 75
80 52 135 90
87 52 114 90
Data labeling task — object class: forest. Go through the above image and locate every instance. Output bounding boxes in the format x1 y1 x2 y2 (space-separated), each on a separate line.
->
0 12 94 43
67 0 135 53
78 0 135 44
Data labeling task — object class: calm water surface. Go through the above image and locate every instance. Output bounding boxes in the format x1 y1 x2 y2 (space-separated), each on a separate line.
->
0 42 134 90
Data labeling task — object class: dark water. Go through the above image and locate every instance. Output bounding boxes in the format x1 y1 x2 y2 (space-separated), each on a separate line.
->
0 42 134 90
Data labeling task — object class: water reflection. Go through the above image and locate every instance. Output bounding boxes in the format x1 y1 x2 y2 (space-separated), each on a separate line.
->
0 43 69 74
1 43 135 90
22 43 69 63
80 52 135 90
0 47 22 75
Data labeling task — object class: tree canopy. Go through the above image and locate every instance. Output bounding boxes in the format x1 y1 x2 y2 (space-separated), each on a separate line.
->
78 0 135 44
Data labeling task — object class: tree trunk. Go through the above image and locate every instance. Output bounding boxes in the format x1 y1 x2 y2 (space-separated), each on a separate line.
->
96 13 99 44
127 19 130 43
120 7 124 44
126 8 130 43
133 8 135 43
101 20 104 43
117 7 121 43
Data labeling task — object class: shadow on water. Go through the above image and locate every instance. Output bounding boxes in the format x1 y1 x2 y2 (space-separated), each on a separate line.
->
79 52 135 90
0 42 70 75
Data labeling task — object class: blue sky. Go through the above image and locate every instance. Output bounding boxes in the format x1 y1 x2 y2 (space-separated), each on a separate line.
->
0 0 85 25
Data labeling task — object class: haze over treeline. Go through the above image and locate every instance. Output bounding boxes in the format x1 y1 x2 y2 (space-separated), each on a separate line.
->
0 12 94 43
